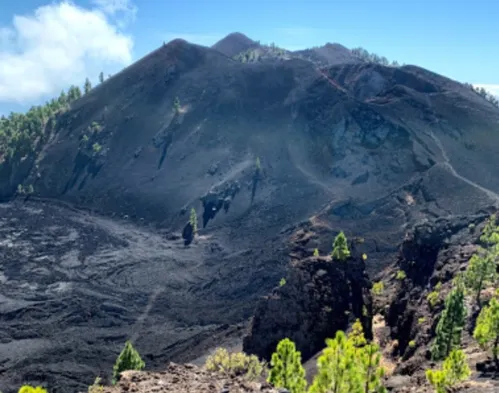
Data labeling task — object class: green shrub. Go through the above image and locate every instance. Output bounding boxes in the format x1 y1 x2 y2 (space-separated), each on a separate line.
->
18 386 48 393
427 291 440 308
88 377 103 393
396 270 406 280
313 248 319 257
408 340 416 348
92 142 102 153
205 348 263 381
372 281 384 296
279 278 286 287
112 341 145 384
418 317 426 325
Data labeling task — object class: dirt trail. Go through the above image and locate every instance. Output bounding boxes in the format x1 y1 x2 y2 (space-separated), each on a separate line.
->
428 131 499 205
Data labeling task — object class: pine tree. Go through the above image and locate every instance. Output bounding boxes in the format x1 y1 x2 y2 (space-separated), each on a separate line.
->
332 231 350 261
267 338 307 393
473 297 499 368
84 78 92 94
173 96 180 114
359 343 386 393
112 341 145 384
431 282 466 360
99 71 105 84
480 214 499 245
464 252 497 308
58 90 67 105
426 349 470 393
309 331 362 393
349 319 367 348
189 208 198 234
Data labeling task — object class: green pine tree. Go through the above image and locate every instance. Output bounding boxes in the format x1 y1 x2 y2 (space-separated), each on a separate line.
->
332 231 350 261
173 96 181 114
267 338 307 393
112 340 145 384
359 343 386 393
431 281 466 360
99 71 105 84
464 252 497 308
309 331 362 393
426 349 470 393
58 90 67 105
480 214 499 245
84 78 92 94
473 297 499 368
190 208 198 234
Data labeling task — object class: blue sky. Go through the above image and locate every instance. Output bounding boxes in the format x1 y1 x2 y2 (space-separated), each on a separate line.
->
1 0 498 115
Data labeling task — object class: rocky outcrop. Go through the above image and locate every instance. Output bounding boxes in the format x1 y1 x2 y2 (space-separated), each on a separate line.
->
243 253 372 361
384 213 491 367
96 363 278 393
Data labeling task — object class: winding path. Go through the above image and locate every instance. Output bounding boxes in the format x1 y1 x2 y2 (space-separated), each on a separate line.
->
428 131 499 204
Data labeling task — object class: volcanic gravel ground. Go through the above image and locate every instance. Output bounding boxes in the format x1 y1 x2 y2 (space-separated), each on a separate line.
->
0 201 244 393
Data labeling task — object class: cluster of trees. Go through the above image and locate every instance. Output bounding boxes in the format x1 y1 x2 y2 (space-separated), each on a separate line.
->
421 214 499 391
350 47 401 67
0 72 107 167
464 83 499 107
204 319 385 393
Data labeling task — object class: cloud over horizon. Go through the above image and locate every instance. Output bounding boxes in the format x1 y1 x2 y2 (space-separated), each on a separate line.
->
0 1 135 105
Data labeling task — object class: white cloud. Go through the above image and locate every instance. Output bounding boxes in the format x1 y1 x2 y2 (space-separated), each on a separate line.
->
473 84 499 98
91 0 137 26
162 32 223 47
0 1 134 104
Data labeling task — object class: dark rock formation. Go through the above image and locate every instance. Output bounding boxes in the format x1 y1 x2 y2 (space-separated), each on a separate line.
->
182 220 194 245
201 181 240 227
243 254 372 361
385 213 491 367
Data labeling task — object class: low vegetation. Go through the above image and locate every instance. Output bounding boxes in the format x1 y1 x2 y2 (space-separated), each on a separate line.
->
205 347 264 381
396 270 406 281
372 281 384 296
426 349 470 393
18 387 48 393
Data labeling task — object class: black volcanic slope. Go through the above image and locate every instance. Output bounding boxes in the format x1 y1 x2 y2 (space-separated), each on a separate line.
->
1 34 499 392
212 32 259 57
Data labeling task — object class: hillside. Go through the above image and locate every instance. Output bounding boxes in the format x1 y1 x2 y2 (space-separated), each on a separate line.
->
1 32 499 392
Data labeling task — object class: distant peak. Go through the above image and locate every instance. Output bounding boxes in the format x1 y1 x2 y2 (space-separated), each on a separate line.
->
222 32 255 42
212 32 258 57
